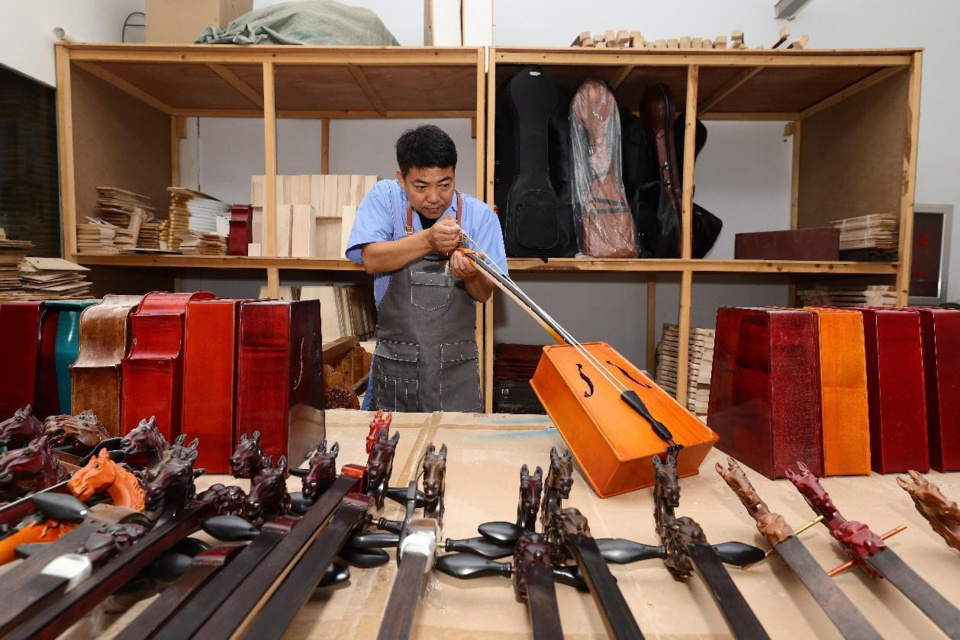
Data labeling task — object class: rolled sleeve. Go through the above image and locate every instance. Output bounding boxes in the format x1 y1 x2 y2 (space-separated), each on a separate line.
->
471 206 509 276
345 181 394 264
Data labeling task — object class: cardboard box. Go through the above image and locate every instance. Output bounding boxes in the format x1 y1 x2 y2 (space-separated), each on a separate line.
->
146 0 252 44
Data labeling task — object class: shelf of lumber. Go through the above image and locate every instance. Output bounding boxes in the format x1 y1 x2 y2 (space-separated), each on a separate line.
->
75 254 364 271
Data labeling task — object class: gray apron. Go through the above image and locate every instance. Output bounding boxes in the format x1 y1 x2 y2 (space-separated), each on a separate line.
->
370 192 481 413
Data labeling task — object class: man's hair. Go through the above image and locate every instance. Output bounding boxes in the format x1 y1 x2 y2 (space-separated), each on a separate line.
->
395 125 457 175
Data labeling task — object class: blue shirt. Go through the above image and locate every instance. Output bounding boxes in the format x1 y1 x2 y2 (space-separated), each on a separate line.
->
345 179 509 306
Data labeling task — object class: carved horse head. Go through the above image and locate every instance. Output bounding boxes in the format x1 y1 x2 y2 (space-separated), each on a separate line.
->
245 456 291 523
366 430 400 509
0 405 45 450
546 447 574 499
68 448 145 510
366 410 393 455
653 454 681 510
44 410 110 453
786 461 835 514
197 483 247 517
516 464 543 531
715 457 763 512
144 439 199 513
0 436 70 496
422 443 447 523
229 431 265 479
121 417 169 466
302 440 339 502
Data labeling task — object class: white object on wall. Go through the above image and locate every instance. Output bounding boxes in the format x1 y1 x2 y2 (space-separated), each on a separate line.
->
461 0 493 46
424 0 463 46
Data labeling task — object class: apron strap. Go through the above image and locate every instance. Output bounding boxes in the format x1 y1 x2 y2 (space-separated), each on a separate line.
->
405 191 463 236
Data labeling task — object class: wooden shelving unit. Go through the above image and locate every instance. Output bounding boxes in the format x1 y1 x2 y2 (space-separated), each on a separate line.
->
55 44 923 414
485 46 922 410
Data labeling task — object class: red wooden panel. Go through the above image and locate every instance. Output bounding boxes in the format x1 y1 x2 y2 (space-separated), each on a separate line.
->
181 299 242 473
708 307 823 479
860 308 929 473
0 302 45 420
121 291 214 439
917 308 960 471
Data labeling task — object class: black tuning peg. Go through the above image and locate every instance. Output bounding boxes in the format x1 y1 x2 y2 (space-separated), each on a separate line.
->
477 520 524 544
290 492 313 515
711 541 766 567
32 492 89 522
377 517 403 534
172 537 212 557
443 536 514 559
338 546 391 568
552 565 588 591
142 551 194 583
595 539 667 564
349 531 400 549
318 562 351 588
201 515 259 542
385 486 425 507
288 468 308 478
436 553 513 580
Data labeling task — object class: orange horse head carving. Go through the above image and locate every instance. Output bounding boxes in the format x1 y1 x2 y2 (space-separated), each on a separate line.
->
68 449 146 511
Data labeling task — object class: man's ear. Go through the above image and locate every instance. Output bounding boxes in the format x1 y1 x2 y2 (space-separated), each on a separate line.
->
395 170 404 185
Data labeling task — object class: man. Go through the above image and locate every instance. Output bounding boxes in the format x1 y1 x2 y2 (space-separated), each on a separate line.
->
345 125 508 412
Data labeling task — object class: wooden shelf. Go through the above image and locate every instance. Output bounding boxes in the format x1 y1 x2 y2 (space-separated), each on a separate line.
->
76 254 364 271
506 258 898 274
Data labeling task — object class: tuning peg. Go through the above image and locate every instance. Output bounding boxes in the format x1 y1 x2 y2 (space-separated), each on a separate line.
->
350 531 400 549
201 515 259 542
385 486 425 507
288 468 308 478
595 539 667 564
436 553 512 580
172 537 212 557
319 562 351 588
377 517 403 534
711 541 767 567
32 492 89 522
290 492 313 515
552 565 588 591
142 551 194 582
478 520 524 543
338 546 391 568
442 536 514 559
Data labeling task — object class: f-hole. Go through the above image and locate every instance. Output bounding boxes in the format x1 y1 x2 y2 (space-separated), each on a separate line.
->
576 363 595 398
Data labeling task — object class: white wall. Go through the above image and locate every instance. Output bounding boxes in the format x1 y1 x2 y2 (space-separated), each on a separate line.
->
178 0 959 366
0 0 145 86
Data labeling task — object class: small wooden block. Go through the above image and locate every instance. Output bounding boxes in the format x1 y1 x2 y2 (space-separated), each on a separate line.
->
581 38 595 47
276 204 292 258
655 39 667 49
629 30 643 48
604 29 615 42
667 38 678 48
617 29 630 44
715 35 727 48
691 37 702 48
605 40 619 48
788 34 810 50
701 39 712 49
679 36 692 49
247 243 262 257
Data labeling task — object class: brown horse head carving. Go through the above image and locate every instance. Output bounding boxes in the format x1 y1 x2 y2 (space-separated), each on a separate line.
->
0 405 45 450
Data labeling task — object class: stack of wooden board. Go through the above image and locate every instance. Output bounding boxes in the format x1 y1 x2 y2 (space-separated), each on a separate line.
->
250 174 378 258
19 257 92 299
300 284 376 342
570 27 807 50
162 188 231 253
77 218 119 254
95 186 155 251
655 323 715 421
0 232 32 291
832 212 898 258
798 284 897 308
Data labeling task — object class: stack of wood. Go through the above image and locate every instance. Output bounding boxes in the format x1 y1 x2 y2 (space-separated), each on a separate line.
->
655 323 715 421
571 27 808 50
493 343 546 414
831 212 898 260
0 230 32 291
77 218 119 254
162 188 231 253
798 284 897 308
300 284 377 341
250 174 379 259
19 257 92 299
95 187 155 251
322 335 373 407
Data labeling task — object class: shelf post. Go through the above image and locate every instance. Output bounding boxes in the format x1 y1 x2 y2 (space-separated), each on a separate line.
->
896 52 923 306
788 120 801 307
321 118 330 174
55 45 77 260
646 275 657 373
676 65 699 404
263 61 279 298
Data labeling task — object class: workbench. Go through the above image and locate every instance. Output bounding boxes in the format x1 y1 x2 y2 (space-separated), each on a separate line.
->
61 410 959 639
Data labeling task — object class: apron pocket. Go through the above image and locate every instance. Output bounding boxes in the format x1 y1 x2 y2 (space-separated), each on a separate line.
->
440 341 481 412
410 269 454 312
373 340 419 412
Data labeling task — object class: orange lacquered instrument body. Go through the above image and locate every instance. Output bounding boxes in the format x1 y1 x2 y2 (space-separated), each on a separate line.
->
531 342 718 497
807 308 871 476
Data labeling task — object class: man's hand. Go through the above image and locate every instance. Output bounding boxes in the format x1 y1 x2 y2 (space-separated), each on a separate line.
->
449 250 478 281
427 218 462 254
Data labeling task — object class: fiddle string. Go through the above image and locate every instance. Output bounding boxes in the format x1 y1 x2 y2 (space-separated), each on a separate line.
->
458 229 628 394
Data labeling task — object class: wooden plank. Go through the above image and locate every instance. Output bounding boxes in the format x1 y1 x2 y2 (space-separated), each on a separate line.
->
321 119 330 174
347 65 387 116
790 120 801 229
73 61 173 114
476 49 486 207
486 47 496 203
322 336 360 365
676 270 693 402
67 46 481 66
700 112 800 121
266 267 280 299
698 66 764 114
170 115 180 187
896 52 923 306
55 45 77 259
646 274 656 373
263 62 278 258
610 65 635 91
800 66 906 120
494 50 913 68
680 65 698 260
207 63 264 109
168 109 478 119
484 298 494 413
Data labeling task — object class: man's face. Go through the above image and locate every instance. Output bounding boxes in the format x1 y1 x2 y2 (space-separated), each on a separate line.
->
396 166 456 219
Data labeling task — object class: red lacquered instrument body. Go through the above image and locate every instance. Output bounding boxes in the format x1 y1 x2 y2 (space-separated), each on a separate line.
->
917 308 960 471
531 342 717 496
228 205 252 256
860 308 929 473
708 307 823 479
0 302 48 419
181 298 242 473
235 300 325 462
70 295 143 435
121 291 214 439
